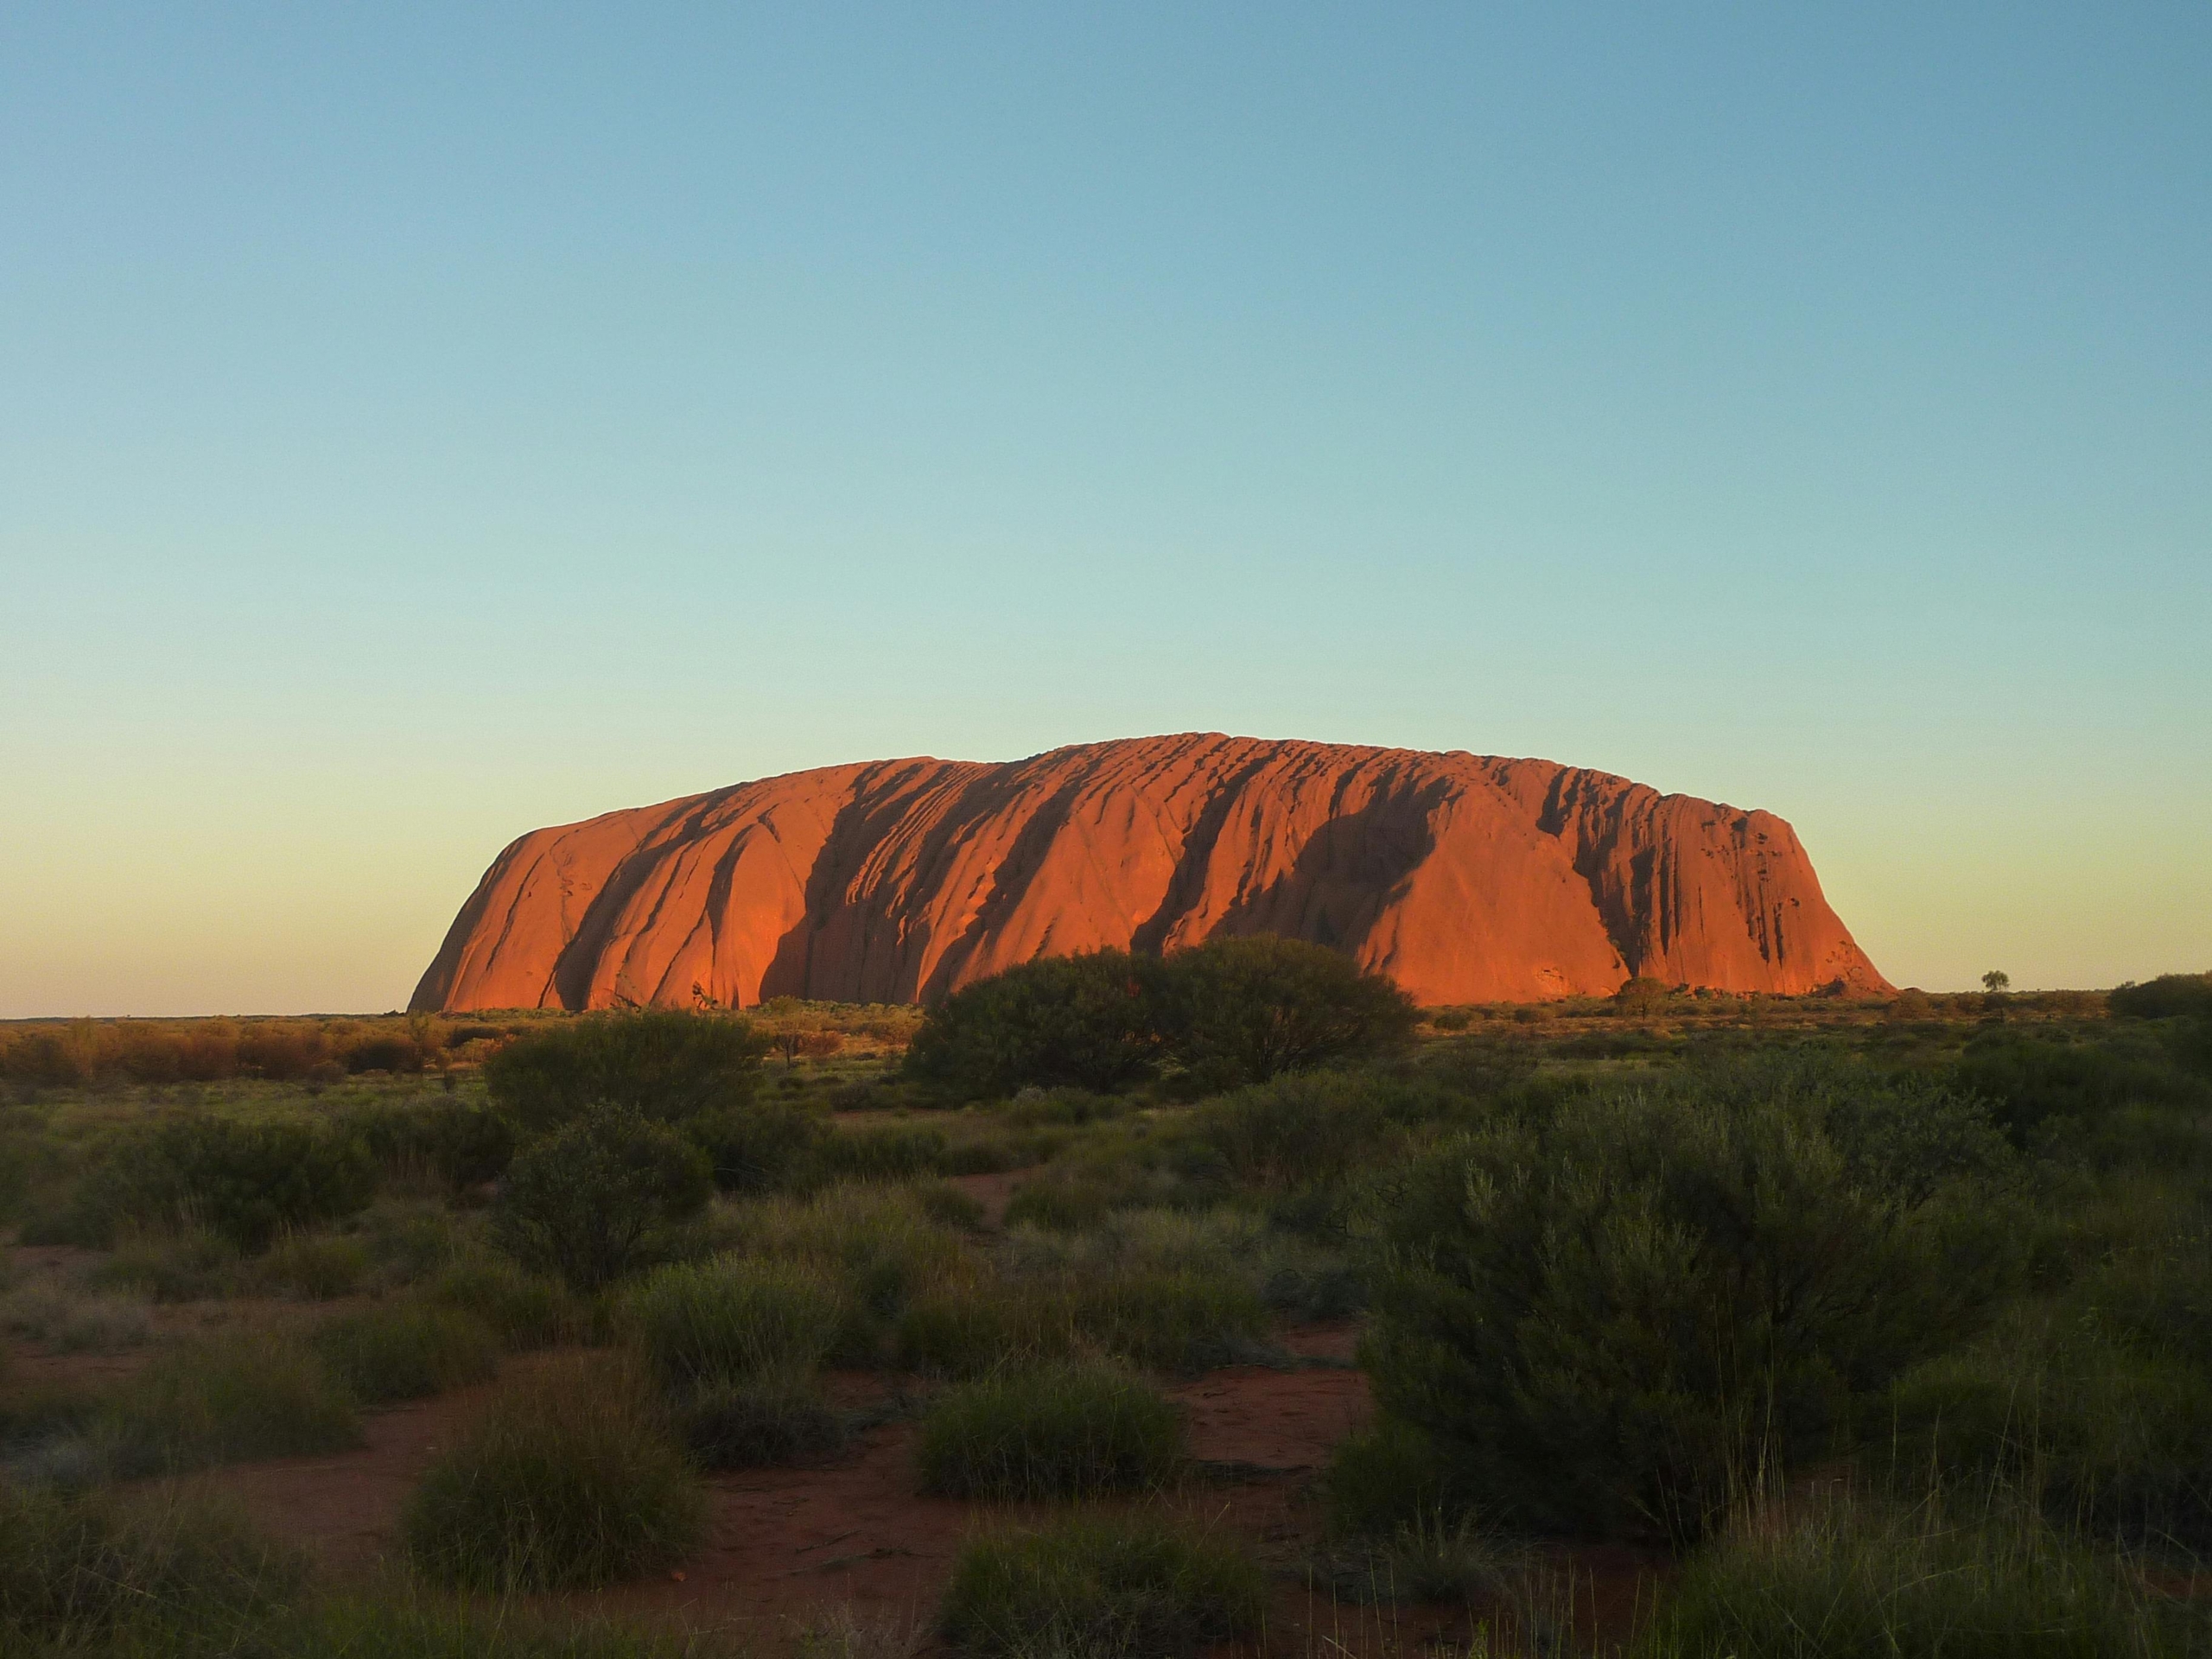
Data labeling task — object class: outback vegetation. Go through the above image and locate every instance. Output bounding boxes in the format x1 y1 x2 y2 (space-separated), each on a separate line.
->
2 960 2210 1656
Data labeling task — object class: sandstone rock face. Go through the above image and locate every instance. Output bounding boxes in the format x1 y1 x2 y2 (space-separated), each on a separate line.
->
411 734 1890 1012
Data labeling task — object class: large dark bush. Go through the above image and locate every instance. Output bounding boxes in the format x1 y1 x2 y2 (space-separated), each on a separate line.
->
483 1010 770 1132
1945 1029 2208 1147
683 1099 826 1192
1361 1057 2015 1541
1153 936 1419 1090
493 1109 712 1291
339 1097 516 1192
904 937 1417 1101
905 950 1166 1100
86 1113 378 1250
2108 972 2212 1022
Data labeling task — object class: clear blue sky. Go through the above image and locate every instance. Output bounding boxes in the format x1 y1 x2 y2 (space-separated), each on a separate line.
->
3 3 2206 1014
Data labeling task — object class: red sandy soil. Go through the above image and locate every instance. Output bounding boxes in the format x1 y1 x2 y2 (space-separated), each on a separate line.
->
170 1326 1661 1656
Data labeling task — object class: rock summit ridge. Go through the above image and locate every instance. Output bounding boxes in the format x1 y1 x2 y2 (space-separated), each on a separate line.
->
410 734 1889 1012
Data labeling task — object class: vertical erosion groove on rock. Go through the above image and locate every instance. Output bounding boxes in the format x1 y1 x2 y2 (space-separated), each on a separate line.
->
410 734 1889 1012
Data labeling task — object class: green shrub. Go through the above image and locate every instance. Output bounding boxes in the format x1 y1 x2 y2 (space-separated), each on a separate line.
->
1065 1267 1269 1372
915 1362 1183 1498
676 1367 847 1470
895 1283 1075 1377
940 1515 1266 1659
261 1230 372 1299
311 1300 501 1404
806 1124 947 1185
1362 1060 2012 1540
905 949 1168 1100
425 1253 581 1350
1190 1069 1403 1191
1323 1415 1468 1538
83 1113 378 1251
98 1332 362 1473
493 1109 713 1292
895 1268 1267 1377
2109 973 2212 1022
86 1226 242 1301
685 1101 825 1192
483 1010 769 1133
1947 1030 2208 1146
351 1198 467 1284
1306 1507 1510 1607
913 1179 987 1231
1889 1293 2212 1547
726 1184 975 1320
1632 1495 2190 1658
0 1481 306 1654
339 1096 516 1192
626 1257 850 1387
1001 1173 1120 1234
403 1355 705 1592
1 1281 153 1352
1152 935 1419 1090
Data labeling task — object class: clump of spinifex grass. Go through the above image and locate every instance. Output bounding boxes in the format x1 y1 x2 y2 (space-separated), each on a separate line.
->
625 1256 851 1387
424 1250 583 1350
1630 1490 2191 1659
0 1479 307 1653
940 1514 1266 1659
96 1331 361 1475
403 1354 704 1592
621 1255 856 1468
310 1297 500 1404
915 1361 1183 1499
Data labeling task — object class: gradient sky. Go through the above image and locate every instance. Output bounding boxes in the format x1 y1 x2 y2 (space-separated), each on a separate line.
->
3 4 2207 1016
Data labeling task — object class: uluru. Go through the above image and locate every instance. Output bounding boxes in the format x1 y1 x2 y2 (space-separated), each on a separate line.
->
410 734 1890 1013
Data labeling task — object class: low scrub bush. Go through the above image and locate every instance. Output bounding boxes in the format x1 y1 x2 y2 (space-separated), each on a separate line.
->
87 1226 242 1301
311 1299 501 1404
806 1123 947 1185
1947 1030 2208 1147
1889 1296 2212 1546
626 1256 850 1387
914 1362 1183 1498
0 1281 153 1353
351 1198 467 1284
493 1108 713 1291
261 1230 372 1299
97 1332 362 1474
483 1009 770 1133
1150 935 1420 1090
339 1096 516 1192
1362 1056 2017 1540
1065 1267 1269 1372
0 1481 306 1654
1632 1494 2190 1658
905 939 1418 1102
1306 1509 1510 1607
425 1253 582 1350
686 1101 825 1192
86 1112 378 1250
725 1184 975 1325
1324 1415 1469 1539
677 1367 848 1470
895 1283 1076 1377
2109 973 2212 1022
905 949 1168 1100
403 1355 705 1592
940 1514 1266 1659
895 1267 1267 1377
